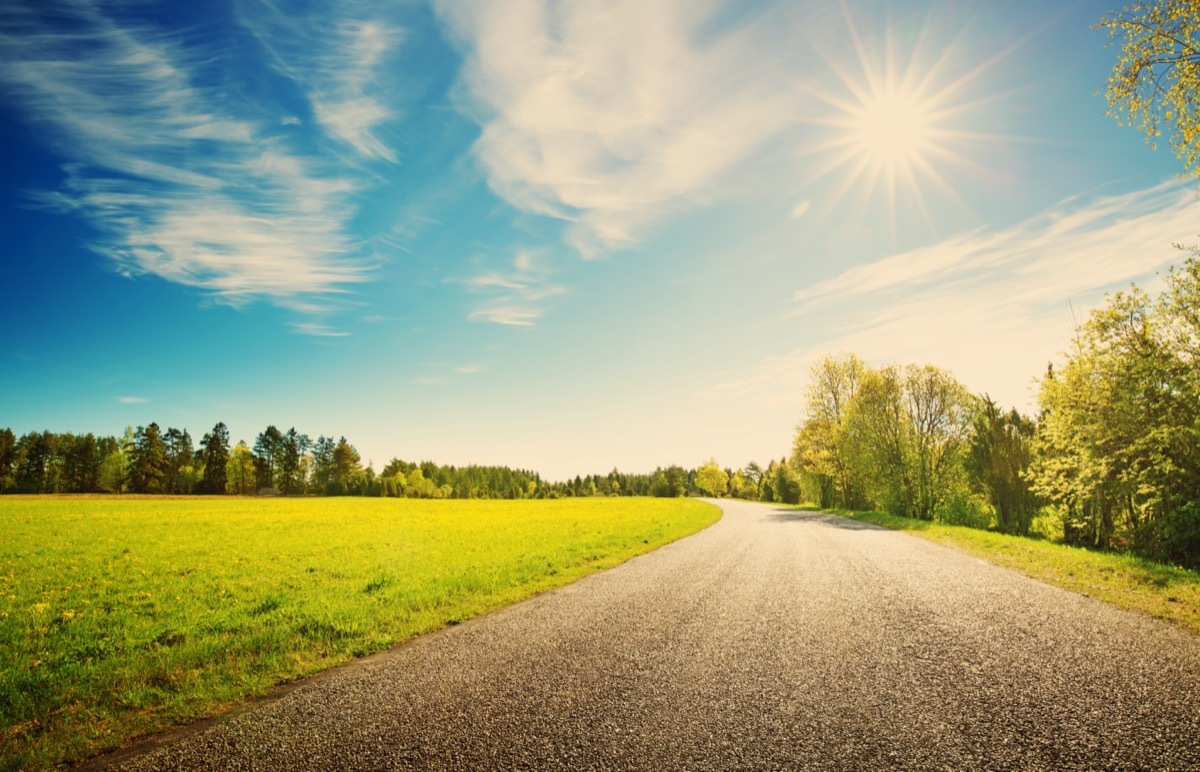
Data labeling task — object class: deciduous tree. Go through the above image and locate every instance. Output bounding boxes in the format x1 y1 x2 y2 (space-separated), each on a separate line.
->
1100 1 1200 177
696 458 729 498
967 398 1039 535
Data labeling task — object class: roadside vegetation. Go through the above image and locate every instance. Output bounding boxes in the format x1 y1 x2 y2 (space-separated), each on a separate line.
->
0 495 718 769
785 246 1200 573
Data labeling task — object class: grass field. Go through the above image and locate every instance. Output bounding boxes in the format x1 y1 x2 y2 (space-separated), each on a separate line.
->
803 505 1200 637
0 495 719 770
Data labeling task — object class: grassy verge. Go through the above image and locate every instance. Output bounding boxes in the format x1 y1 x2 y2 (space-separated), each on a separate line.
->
0 495 719 770
801 504 1200 638
799 505 1200 636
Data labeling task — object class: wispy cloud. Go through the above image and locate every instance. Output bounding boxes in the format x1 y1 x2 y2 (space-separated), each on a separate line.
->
238 0 405 162
290 322 351 338
0 0 378 310
701 181 1200 413
435 0 809 257
464 250 567 326
790 201 811 220
792 181 1198 316
117 396 149 405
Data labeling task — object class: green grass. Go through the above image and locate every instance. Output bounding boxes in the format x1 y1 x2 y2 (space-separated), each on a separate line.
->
800 504 1200 636
0 495 719 769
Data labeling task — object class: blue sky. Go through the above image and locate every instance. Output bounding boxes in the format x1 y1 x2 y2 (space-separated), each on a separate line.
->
1 0 1196 481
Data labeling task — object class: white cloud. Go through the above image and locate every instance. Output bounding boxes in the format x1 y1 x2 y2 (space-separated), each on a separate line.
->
435 0 808 257
702 181 1200 414
790 200 811 220
464 250 567 326
290 322 351 337
117 396 149 405
0 0 374 309
239 1 404 162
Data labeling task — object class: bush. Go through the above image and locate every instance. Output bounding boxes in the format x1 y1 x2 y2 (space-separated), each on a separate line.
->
936 490 993 530
1028 506 1065 542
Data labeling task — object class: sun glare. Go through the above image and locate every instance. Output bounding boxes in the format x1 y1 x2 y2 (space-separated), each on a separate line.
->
803 9 1013 238
852 88 931 167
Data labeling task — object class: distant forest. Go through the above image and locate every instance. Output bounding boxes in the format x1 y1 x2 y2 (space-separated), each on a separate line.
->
0 423 788 503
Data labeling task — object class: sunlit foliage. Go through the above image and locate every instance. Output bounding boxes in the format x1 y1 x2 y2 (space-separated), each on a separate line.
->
1100 0 1200 177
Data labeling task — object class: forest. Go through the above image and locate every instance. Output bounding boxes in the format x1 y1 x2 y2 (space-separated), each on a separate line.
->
0 420 758 502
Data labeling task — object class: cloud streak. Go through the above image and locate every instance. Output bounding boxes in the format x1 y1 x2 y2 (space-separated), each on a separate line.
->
702 181 1200 413
436 0 809 257
464 250 567 327
238 0 406 162
0 0 381 310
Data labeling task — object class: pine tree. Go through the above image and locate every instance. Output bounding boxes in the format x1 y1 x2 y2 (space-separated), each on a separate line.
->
129 423 167 493
199 422 230 495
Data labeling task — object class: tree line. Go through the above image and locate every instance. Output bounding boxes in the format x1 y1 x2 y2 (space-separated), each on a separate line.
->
789 252 1200 569
0 423 791 503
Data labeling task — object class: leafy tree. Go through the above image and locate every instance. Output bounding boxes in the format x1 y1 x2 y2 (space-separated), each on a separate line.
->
97 446 127 493
792 353 868 508
226 441 256 495
1099 1 1200 177
967 398 1039 535
730 468 759 499
198 422 230 495
771 459 802 504
696 458 729 498
98 427 133 493
652 465 687 497
837 363 976 520
1030 276 1200 563
842 366 911 514
904 365 977 521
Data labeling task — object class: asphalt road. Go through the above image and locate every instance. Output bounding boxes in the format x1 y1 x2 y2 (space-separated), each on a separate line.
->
107 499 1200 770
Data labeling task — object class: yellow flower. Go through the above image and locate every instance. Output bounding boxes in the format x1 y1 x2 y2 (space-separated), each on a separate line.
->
62 610 76 621
31 602 49 613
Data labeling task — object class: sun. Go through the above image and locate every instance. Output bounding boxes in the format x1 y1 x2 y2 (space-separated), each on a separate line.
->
850 87 932 169
802 9 1009 238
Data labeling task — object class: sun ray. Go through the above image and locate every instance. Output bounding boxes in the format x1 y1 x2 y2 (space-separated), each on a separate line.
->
796 4 1031 241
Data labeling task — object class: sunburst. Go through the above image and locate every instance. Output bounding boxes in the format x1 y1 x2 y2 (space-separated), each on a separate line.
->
804 7 1014 238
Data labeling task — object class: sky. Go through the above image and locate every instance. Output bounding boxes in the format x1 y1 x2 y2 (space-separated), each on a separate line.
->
1 0 1196 482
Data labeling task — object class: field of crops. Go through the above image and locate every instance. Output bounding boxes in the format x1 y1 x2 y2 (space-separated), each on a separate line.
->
0 495 719 769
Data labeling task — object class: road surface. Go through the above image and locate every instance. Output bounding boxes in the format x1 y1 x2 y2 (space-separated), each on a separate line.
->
105 499 1200 770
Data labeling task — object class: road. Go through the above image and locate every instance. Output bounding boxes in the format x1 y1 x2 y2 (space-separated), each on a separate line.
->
106 499 1200 770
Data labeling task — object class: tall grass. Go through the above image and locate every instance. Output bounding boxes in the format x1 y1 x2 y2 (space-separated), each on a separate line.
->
0 495 718 769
